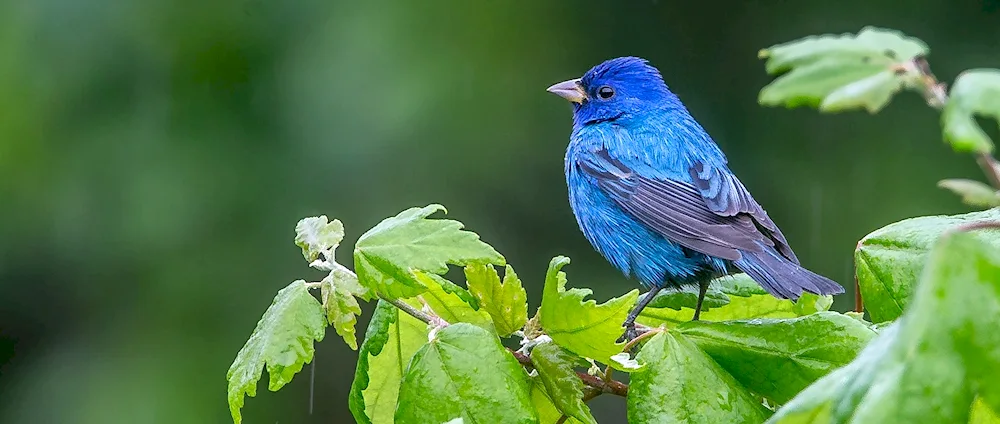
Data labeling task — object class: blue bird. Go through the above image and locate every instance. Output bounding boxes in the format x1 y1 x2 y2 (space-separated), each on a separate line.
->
547 57 844 341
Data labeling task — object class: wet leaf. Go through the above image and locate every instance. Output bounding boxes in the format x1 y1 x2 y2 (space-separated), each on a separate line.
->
530 342 597 424
465 264 529 337
855 209 1000 323
394 324 537 424
628 331 771 423
226 280 326 424
538 256 639 364
768 233 1000 423
942 69 1000 154
354 204 504 299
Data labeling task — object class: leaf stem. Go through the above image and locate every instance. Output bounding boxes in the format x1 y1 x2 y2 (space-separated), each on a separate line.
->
508 348 629 397
946 220 1000 235
912 56 1000 191
380 293 448 327
623 326 663 353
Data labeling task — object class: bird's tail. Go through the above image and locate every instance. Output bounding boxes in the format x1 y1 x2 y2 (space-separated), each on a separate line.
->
734 246 844 300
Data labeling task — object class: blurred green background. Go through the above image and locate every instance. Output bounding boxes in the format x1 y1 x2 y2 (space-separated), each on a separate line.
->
0 0 995 422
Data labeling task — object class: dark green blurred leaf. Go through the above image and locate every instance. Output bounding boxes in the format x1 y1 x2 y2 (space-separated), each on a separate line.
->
938 179 1000 208
413 271 495 331
677 312 876 404
354 204 505 299
530 342 597 424
226 280 326 424
943 69 1000 154
349 300 430 424
768 233 1000 423
466 264 529 337
638 273 833 326
394 323 537 424
539 256 639 364
758 27 927 112
294 216 345 262
855 209 1000 323
320 267 367 350
627 331 771 424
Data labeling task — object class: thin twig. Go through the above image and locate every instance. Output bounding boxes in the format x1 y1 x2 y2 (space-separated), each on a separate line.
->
623 326 663 353
380 294 446 326
508 349 629 397
854 272 864 314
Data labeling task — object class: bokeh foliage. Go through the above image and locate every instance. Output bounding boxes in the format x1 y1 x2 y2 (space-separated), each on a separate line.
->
3 1 1000 423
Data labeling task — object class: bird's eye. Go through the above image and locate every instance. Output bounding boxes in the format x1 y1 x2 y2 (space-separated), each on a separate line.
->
597 86 615 99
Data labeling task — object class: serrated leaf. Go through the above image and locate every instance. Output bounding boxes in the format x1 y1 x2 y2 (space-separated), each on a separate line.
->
466 264 529 336
943 69 1000 154
320 268 367 350
226 280 326 424
530 342 597 424
354 204 505 299
294 216 344 262
538 256 639 364
758 27 927 112
768 233 1000 423
530 378 585 424
939 179 1000 208
627 331 771 423
855 209 1000 323
394 323 537 424
677 312 876 404
637 274 832 327
349 300 430 424
413 271 495 331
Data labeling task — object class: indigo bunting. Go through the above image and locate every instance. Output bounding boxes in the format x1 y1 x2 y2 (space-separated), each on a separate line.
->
547 57 844 341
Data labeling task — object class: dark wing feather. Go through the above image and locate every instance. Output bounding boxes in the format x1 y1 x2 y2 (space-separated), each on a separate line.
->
578 149 771 262
688 160 799 264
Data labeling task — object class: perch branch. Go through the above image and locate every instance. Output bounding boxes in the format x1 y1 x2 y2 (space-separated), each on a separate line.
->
508 349 629 397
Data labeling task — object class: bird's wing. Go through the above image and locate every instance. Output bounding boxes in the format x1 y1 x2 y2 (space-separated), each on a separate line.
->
577 148 796 263
687 159 799 264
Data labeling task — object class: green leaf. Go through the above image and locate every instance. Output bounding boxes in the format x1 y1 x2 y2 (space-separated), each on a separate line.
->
354 204 505 299
768 233 1000 423
530 378 585 424
972 397 1000 424
394 323 537 424
320 267 368 350
349 300 430 424
530 342 597 424
226 280 326 424
637 274 832 327
855 209 1000 323
818 70 901 113
413 271 495 331
627 331 771 423
294 216 345 262
538 256 639 364
677 312 877 404
939 179 1000 208
466 264 529 337
943 69 1000 154
758 27 928 112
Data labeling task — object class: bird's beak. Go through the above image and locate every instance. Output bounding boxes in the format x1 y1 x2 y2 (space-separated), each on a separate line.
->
546 78 586 104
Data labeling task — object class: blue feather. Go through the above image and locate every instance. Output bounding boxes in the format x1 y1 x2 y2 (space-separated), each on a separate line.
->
555 57 844 299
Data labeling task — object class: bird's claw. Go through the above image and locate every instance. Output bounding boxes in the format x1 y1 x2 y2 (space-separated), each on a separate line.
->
616 323 638 344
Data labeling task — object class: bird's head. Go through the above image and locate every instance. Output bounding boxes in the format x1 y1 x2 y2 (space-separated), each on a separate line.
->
547 57 682 126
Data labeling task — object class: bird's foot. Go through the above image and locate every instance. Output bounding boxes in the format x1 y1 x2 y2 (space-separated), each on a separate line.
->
616 322 638 344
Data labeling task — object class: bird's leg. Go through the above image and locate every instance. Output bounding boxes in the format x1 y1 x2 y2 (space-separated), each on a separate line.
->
618 286 662 343
692 280 710 321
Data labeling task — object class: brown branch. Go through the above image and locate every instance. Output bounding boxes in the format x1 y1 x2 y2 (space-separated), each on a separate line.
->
508 348 629 397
